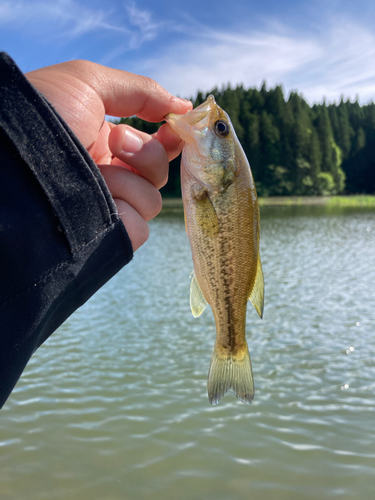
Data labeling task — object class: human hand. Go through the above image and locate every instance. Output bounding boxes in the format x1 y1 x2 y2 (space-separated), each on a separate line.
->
26 61 192 251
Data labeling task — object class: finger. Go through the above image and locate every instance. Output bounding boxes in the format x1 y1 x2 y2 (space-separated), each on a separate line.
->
52 60 193 121
108 125 169 189
88 121 115 164
113 198 149 252
156 123 185 162
99 164 162 221
96 68 193 121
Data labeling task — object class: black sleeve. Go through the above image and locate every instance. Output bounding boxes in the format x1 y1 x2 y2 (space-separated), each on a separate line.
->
0 53 134 408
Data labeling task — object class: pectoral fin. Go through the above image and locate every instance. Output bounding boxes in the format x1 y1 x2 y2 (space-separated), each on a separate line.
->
190 272 208 317
191 185 219 238
248 254 264 319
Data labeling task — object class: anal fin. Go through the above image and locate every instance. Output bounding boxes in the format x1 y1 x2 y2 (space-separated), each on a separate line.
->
190 272 208 317
249 254 264 319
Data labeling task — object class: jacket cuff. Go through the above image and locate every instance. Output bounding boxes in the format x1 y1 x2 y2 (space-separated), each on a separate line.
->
0 53 134 407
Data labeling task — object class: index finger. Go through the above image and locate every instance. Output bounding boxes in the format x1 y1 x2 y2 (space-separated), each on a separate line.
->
71 61 193 121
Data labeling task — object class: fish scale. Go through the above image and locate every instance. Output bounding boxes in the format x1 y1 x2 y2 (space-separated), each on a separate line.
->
166 95 264 405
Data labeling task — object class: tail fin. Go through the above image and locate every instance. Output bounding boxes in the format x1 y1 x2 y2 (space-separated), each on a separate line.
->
207 345 254 405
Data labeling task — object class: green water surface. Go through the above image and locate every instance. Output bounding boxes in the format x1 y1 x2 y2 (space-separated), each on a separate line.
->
1 205 375 500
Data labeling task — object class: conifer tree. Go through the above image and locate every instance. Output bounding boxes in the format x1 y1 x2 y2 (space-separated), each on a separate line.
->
335 101 352 159
116 83 374 197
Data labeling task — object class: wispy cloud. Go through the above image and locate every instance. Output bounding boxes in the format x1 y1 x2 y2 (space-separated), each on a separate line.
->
125 0 166 48
0 0 153 41
290 19 375 103
0 0 110 36
0 0 168 63
135 17 375 104
1 0 374 103
98 1 167 64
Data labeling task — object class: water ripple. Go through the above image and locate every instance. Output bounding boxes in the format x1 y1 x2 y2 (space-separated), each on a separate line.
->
1 207 375 499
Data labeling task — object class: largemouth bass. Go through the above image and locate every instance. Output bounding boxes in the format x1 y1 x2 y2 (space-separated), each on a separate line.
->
165 95 264 405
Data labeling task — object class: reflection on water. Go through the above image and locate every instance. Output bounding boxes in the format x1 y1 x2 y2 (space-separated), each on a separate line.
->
1 205 375 500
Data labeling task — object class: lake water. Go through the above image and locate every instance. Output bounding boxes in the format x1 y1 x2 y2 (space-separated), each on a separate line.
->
1 204 375 500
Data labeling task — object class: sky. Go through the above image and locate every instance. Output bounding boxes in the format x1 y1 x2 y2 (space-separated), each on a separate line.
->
1 0 375 106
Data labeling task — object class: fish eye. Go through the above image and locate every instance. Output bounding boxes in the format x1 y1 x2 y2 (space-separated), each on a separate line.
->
214 120 230 137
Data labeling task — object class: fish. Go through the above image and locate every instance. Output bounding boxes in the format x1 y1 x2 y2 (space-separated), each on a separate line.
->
165 95 264 405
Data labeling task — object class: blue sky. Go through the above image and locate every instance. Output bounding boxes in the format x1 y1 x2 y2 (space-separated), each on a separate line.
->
1 0 375 105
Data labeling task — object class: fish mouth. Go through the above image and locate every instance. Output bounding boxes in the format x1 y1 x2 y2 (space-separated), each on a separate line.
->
165 95 216 143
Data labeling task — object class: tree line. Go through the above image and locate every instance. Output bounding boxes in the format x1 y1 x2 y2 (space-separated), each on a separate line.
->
119 84 375 197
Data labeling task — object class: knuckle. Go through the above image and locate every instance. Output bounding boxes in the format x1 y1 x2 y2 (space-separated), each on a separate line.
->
137 76 164 120
138 75 160 95
138 221 150 247
144 189 162 221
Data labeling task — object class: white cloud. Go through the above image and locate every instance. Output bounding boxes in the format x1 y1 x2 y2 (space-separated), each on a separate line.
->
0 0 136 40
0 0 106 35
135 18 375 104
125 0 166 47
1 0 374 104
0 0 167 61
289 20 375 103
96 2 168 65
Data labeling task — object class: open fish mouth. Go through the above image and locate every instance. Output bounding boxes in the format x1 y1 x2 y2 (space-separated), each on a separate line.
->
165 95 216 141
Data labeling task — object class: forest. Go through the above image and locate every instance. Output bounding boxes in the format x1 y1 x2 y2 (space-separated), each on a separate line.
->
119 84 375 198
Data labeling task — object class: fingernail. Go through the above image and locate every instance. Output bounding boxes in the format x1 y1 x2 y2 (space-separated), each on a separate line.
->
122 129 143 154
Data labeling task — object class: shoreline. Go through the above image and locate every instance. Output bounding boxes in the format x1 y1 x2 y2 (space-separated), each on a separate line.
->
161 195 375 210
